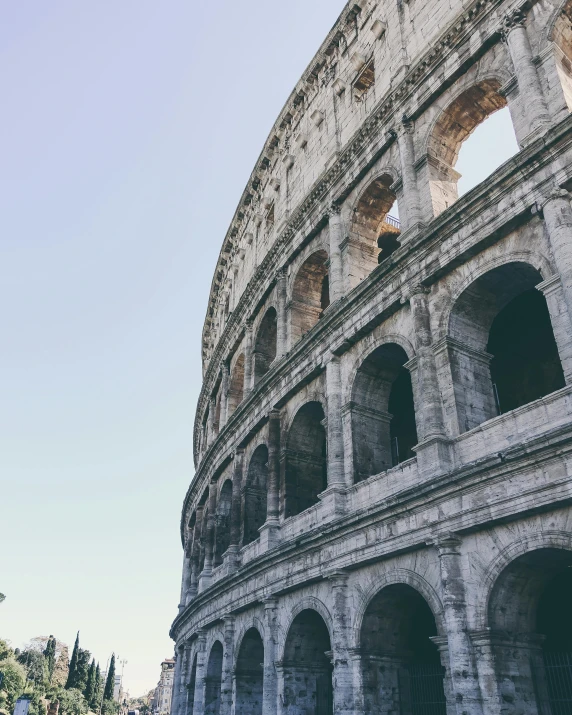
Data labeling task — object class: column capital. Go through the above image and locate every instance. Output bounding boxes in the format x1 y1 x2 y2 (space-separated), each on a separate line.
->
223 614 236 627
276 265 288 281
501 8 526 39
540 185 571 210
398 113 415 134
263 595 278 608
326 569 350 586
430 531 462 554
326 202 342 219
402 283 430 304
268 408 281 422
244 318 254 333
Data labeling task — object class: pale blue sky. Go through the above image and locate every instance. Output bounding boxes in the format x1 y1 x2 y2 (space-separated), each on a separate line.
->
0 1 518 697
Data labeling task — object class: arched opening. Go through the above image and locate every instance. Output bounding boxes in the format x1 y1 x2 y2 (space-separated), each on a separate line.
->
283 609 333 715
254 308 277 384
487 548 572 715
553 1 572 112
228 353 245 416
198 489 209 575
351 343 417 483
204 641 223 715
291 250 329 345
448 262 564 433
360 584 446 715
214 480 232 566
351 174 401 281
243 445 268 546
188 654 197 715
284 402 327 518
428 80 518 216
235 628 264 715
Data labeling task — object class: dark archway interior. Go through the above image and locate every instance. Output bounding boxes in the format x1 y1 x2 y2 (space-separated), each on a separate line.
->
352 174 400 270
487 289 565 415
361 584 445 715
204 641 223 715
254 308 277 385
283 610 333 715
197 489 209 575
188 654 197 715
214 480 232 566
488 549 572 715
235 628 264 715
352 343 417 482
449 262 564 433
291 250 329 345
284 402 327 518
243 445 268 546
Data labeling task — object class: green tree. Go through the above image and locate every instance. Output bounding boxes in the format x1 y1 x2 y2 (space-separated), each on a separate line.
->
0 638 14 662
83 661 95 707
53 688 88 715
43 637 56 684
91 664 101 711
65 634 80 690
17 650 47 687
0 657 27 712
74 651 90 693
102 656 115 704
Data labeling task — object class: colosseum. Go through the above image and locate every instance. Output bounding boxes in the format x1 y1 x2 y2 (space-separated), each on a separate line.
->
170 0 572 713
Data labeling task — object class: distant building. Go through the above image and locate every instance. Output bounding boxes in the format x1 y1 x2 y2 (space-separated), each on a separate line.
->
151 659 174 715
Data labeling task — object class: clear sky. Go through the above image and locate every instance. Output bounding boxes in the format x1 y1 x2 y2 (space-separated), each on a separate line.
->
0 0 518 698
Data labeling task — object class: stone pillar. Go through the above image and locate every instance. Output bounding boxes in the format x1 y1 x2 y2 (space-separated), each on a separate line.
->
328 571 354 715
259 410 281 549
225 449 244 571
180 643 193 715
179 550 192 612
189 506 203 600
243 320 254 396
321 355 347 515
220 617 235 715
276 268 288 358
171 646 183 715
408 287 452 478
207 396 216 446
199 481 217 591
262 598 279 715
537 274 572 384
435 534 484 715
469 631 503 715
328 204 344 302
503 10 550 141
542 188 572 330
396 118 423 231
220 361 230 429
192 631 208 715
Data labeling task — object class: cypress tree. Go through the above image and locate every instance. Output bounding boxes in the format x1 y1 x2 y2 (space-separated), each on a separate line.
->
84 659 96 704
92 663 102 710
65 632 80 689
103 654 116 702
44 635 56 683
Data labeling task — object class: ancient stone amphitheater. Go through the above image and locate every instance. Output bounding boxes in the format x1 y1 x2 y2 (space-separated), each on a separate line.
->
170 0 572 713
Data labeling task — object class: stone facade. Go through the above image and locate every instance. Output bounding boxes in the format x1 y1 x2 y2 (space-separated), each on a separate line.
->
170 0 572 713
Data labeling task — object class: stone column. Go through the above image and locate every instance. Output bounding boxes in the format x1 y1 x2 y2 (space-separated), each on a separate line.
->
179 550 192 612
207 396 216 446
469 631 503 715
276 268 288 358
192 631 208 715
542 188 572 330
396 118 423 230
321 355 347 515
199 481 217 591
220 361 230 429
220 617 235 715
537 274 572 384
503 10 550 141
189 506 203 600
171 646 183 715
328 204 344 302
263 598 279 715
225 449 244 571
244 320 254 396
180 643 193 715
435 534 484 715
328 571 354 715
259 410 281 549
407 287 452 478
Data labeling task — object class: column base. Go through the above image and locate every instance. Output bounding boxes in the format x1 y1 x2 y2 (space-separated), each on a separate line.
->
319 484 347 517
519 121 550 148
398 220 426 245
413 435 454 480
221 545 240 575
259 519 281 550
198 569 212 593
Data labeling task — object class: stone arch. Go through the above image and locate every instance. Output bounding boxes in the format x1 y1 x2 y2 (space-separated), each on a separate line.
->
243 444 268 545
349 172 401 277
280 596 334 653
426 78 516 217
214 479 232 566
284 401 327 518
253 307 277 384
350 342 418 481
234 616 266 669
290 249 330 345
235 627 264 715
187 652 198 715
444 259 564 432
228 353 245 416
282 606 334 715
205 640 224 715
357 579 447 715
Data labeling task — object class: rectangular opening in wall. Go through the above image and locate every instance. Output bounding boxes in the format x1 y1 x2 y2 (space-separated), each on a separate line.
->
353 59 375 101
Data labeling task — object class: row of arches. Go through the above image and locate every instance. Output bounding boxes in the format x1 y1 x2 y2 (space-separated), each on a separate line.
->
182 544 572 715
